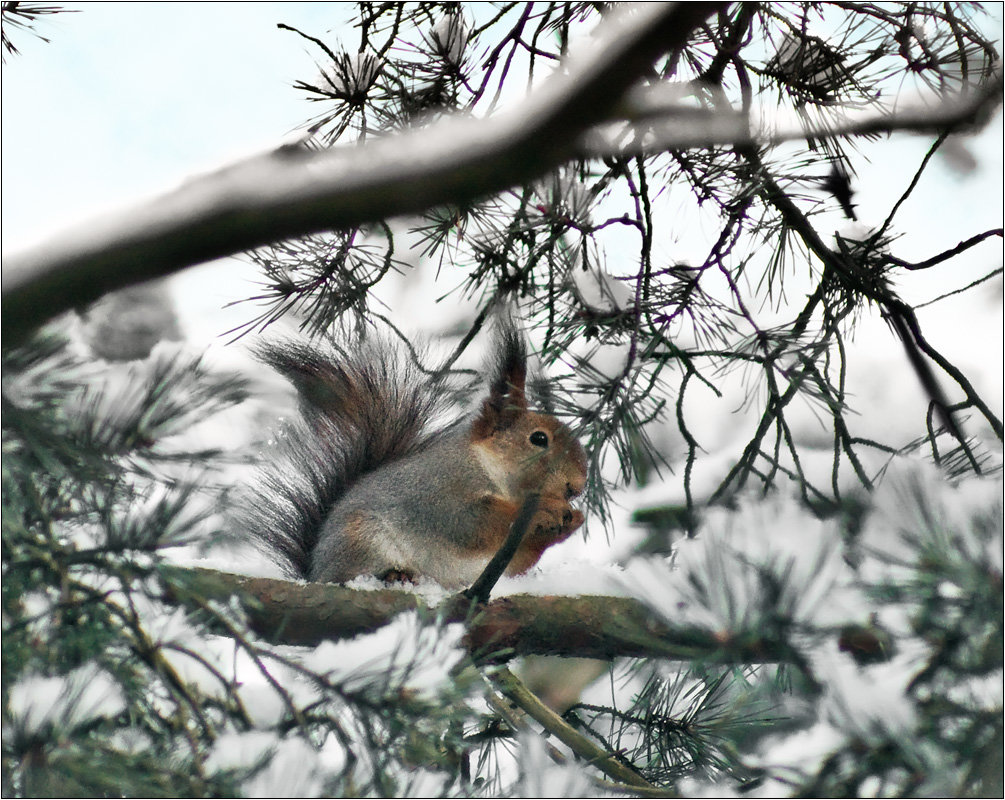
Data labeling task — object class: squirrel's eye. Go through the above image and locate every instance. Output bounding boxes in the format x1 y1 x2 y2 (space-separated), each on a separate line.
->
529 431 549 448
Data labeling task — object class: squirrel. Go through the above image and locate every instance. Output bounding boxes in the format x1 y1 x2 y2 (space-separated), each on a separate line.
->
240 324 588 589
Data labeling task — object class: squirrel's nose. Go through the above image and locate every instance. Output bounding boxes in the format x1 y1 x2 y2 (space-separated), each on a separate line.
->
565 480 584 500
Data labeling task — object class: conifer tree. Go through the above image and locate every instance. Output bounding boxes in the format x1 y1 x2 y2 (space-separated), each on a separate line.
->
3 3 1002 797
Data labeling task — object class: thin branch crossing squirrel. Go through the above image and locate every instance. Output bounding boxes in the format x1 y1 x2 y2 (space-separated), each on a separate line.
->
241 325 587 588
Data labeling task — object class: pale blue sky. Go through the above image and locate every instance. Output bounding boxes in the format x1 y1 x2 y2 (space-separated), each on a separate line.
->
2 3 349 248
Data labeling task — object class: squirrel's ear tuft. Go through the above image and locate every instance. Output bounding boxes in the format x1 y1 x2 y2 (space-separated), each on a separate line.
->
529 372 555 415
490 323 528 408
471 323 528 438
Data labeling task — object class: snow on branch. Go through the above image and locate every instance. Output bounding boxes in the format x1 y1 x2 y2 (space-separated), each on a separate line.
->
1 2 721 344
175 566 792 665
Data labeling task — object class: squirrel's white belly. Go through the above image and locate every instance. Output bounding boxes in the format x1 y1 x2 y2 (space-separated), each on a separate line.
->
371 515 489 588
423 556 492 589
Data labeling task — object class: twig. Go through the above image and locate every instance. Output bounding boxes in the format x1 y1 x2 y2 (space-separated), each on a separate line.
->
277 22 339 63
464 492 540 603
490 665 664 793
485 679 681 797
873 131 950 243
893 302 1004 440
915 267 1003 309
884 229 1004 271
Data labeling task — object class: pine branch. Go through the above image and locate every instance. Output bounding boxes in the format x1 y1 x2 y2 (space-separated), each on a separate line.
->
168 566 792 665
587 67 1003 154
1 2 722 345
490 665 663 792
9 5 998 347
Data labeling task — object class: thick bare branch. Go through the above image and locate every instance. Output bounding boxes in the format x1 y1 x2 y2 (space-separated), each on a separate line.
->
1 2 722 344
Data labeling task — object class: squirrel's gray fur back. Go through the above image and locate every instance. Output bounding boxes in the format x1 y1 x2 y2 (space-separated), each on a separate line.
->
239 337 455 579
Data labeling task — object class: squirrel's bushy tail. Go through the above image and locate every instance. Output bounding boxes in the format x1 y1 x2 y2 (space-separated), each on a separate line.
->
239 337 452 579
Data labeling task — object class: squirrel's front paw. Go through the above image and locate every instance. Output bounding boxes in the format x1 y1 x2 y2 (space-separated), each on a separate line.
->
506 499 585 576
531 502 584 543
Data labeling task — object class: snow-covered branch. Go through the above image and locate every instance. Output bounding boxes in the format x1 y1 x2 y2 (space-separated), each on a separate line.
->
178 566 792 664
1 2 721 344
